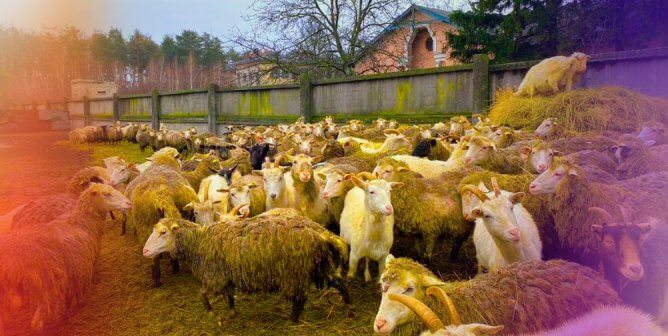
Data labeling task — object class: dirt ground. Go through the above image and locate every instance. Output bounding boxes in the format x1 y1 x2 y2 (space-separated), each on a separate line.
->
1 132 477 335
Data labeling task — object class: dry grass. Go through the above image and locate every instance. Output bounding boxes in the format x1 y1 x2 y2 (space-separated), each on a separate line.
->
23 141 478 336
488 87 668 132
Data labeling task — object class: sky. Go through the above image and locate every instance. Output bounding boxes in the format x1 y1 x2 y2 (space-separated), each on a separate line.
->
0 0 253 41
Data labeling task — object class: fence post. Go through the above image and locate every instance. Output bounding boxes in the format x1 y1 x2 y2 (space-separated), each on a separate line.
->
83 96 91 126
207 83 218 134
112 94 120 122
151 89 161 130
300 73 313 122
472 54 490 114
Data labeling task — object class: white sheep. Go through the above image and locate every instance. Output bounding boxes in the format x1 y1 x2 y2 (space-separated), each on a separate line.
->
183 200 216 226
463 179 542 272
389 140 468 179
515 52 590 97
339 175 403 282
360 130 412 154
253 156 295 210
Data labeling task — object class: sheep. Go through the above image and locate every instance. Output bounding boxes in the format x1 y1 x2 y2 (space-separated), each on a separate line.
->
136 124 152 152
122 123 139 142
248 142 274 170
488 126 518 148
373 158 472 260
448 116 470 136
183 200 216 226
181 154 221 191
390 292 666 336
360 130 412 154
589 207 668 327
105 124 123 144
141 210 351 324
198 163 237 213
339 175 403 282
0 184 131 334
321 138 345 160
109 162 140 192
463 136 526 174
217 177 266 218
534 118 565 139
515 52 590 97
11 166 112 229
320 166 360 224
389 140 470 179
637 120 667 146
373 256 620 336
287 154 330 225
528 158 668 267
462 179 542 272
68 128 87 144
613 134 668 179
411 137 451 161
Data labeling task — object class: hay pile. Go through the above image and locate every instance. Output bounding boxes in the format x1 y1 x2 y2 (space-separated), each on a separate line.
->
488 87 668 133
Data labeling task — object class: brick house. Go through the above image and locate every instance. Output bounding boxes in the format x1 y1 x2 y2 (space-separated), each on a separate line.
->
355 5 459 74
234 52 296 87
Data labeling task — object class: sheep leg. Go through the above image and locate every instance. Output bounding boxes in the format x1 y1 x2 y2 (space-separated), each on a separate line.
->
29 307 44 333
120 212 127 236
363 258 372 283
290 293 307 323
109 210 116 221
201 288 214 315
347 252 361 279
564 75 573 92
224 283 236 317
328 277 351 305
378 255 387 275
169 256 180 274
151 256 162 288
547 76 560 94
449 226 474 261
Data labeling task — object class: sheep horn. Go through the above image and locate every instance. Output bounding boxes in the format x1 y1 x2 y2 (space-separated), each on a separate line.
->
273 154 283 168
387 294 444 333
229 203 248 216
618 205 631 223
490 177 501 197
588 207 614 224
460 185 489 202
426 286 461 326
356 172 376 181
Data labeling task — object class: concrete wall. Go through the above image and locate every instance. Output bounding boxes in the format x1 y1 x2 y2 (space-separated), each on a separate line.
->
119 96 152 119
161 92 207 118
218 87 301 118
90 99 113 117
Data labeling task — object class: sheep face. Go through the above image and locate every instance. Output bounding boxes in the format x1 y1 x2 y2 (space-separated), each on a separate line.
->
636 122 665 146
322 172 346 199
219 184 259 217
383 133 412 152
259 167 287 200
290 154 320 183
373 163 404 181
463 137 496 165
352 177 402 216
534 118 558 138
375 255 444 335
87 184 132 213
183 200 215 226
471 195 524 244
143 220 180 258
109 163 137 187
592 222 652 282
529 161 578 195
520 143 558 173
299 139 316 155
449 121 464 136
612 134 645 164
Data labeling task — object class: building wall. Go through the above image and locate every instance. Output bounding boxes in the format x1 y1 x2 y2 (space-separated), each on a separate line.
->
71 80 118 100
235 62 295 87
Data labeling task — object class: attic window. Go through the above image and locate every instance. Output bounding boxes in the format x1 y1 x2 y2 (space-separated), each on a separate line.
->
97 90 106 94
425 36 434 52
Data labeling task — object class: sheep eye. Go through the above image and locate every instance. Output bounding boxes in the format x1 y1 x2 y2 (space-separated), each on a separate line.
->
403 287 414 294
369 191 376 195
555 172 563 177
337 179 342 183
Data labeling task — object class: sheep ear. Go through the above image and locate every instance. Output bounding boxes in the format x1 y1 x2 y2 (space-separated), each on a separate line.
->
467 324 504 335
183 202 193 211
343 173 354 181
508 192 525 204
252 170 263 176
170 223 180 232
157 208 165 218
552 150 563 157
567 167 579 176
389 182 404 189
248 183 259 189
351 176 367 190
519 146 531 160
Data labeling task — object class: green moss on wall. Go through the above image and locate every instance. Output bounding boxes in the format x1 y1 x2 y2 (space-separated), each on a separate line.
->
395 81 412 113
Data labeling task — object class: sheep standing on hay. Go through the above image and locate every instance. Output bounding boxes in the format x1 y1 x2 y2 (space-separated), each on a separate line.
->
0 184 131 334
142 209 351 324
373 256 620 336
389 288 666 336
288 154 330 226
515 52 590 97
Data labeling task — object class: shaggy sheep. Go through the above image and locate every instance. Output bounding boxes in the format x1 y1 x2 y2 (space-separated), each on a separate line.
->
183 200 216 226
636 120 667 146
320 166 360 224
529 158 668 267
463 136 525 174
339 175 403 282
515 52 590 97
389 139 470 179
374 256 620 336
613 134 668 179
373 158 472 259
0 184 131 334
360 130 412 154
141 210 351 323
462 180 542 272
411 138 451 161
589 207 668 327
391 292 666 336
534 118 565 139
288 154 329 225
321 138 345 160
217 176 266 217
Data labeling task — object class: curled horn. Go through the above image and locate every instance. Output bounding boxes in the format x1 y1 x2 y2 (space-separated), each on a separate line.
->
588 207 614 224
356 172 376 181
228 203 248 216
618 205 632 223
426 286 461 326
387 294 444 333
490 177 501 197
460 184 489 202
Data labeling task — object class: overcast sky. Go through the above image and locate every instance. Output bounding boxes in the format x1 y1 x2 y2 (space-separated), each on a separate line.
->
0 0 468 42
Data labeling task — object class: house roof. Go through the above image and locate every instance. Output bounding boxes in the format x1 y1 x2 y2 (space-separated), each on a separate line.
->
369 5 453 46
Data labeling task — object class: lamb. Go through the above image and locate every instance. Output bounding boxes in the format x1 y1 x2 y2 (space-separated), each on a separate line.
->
0 184 131 334
141 210 351 324
11 166 112 229
515 52 590 97
528 158 668 267
373 256 620 336
462 179 542 272
613 134 668 179
287 154 329 225
339 175 403 282
373 158 472 259
589 207 668 327
390 291 666 336
463 136 526 174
